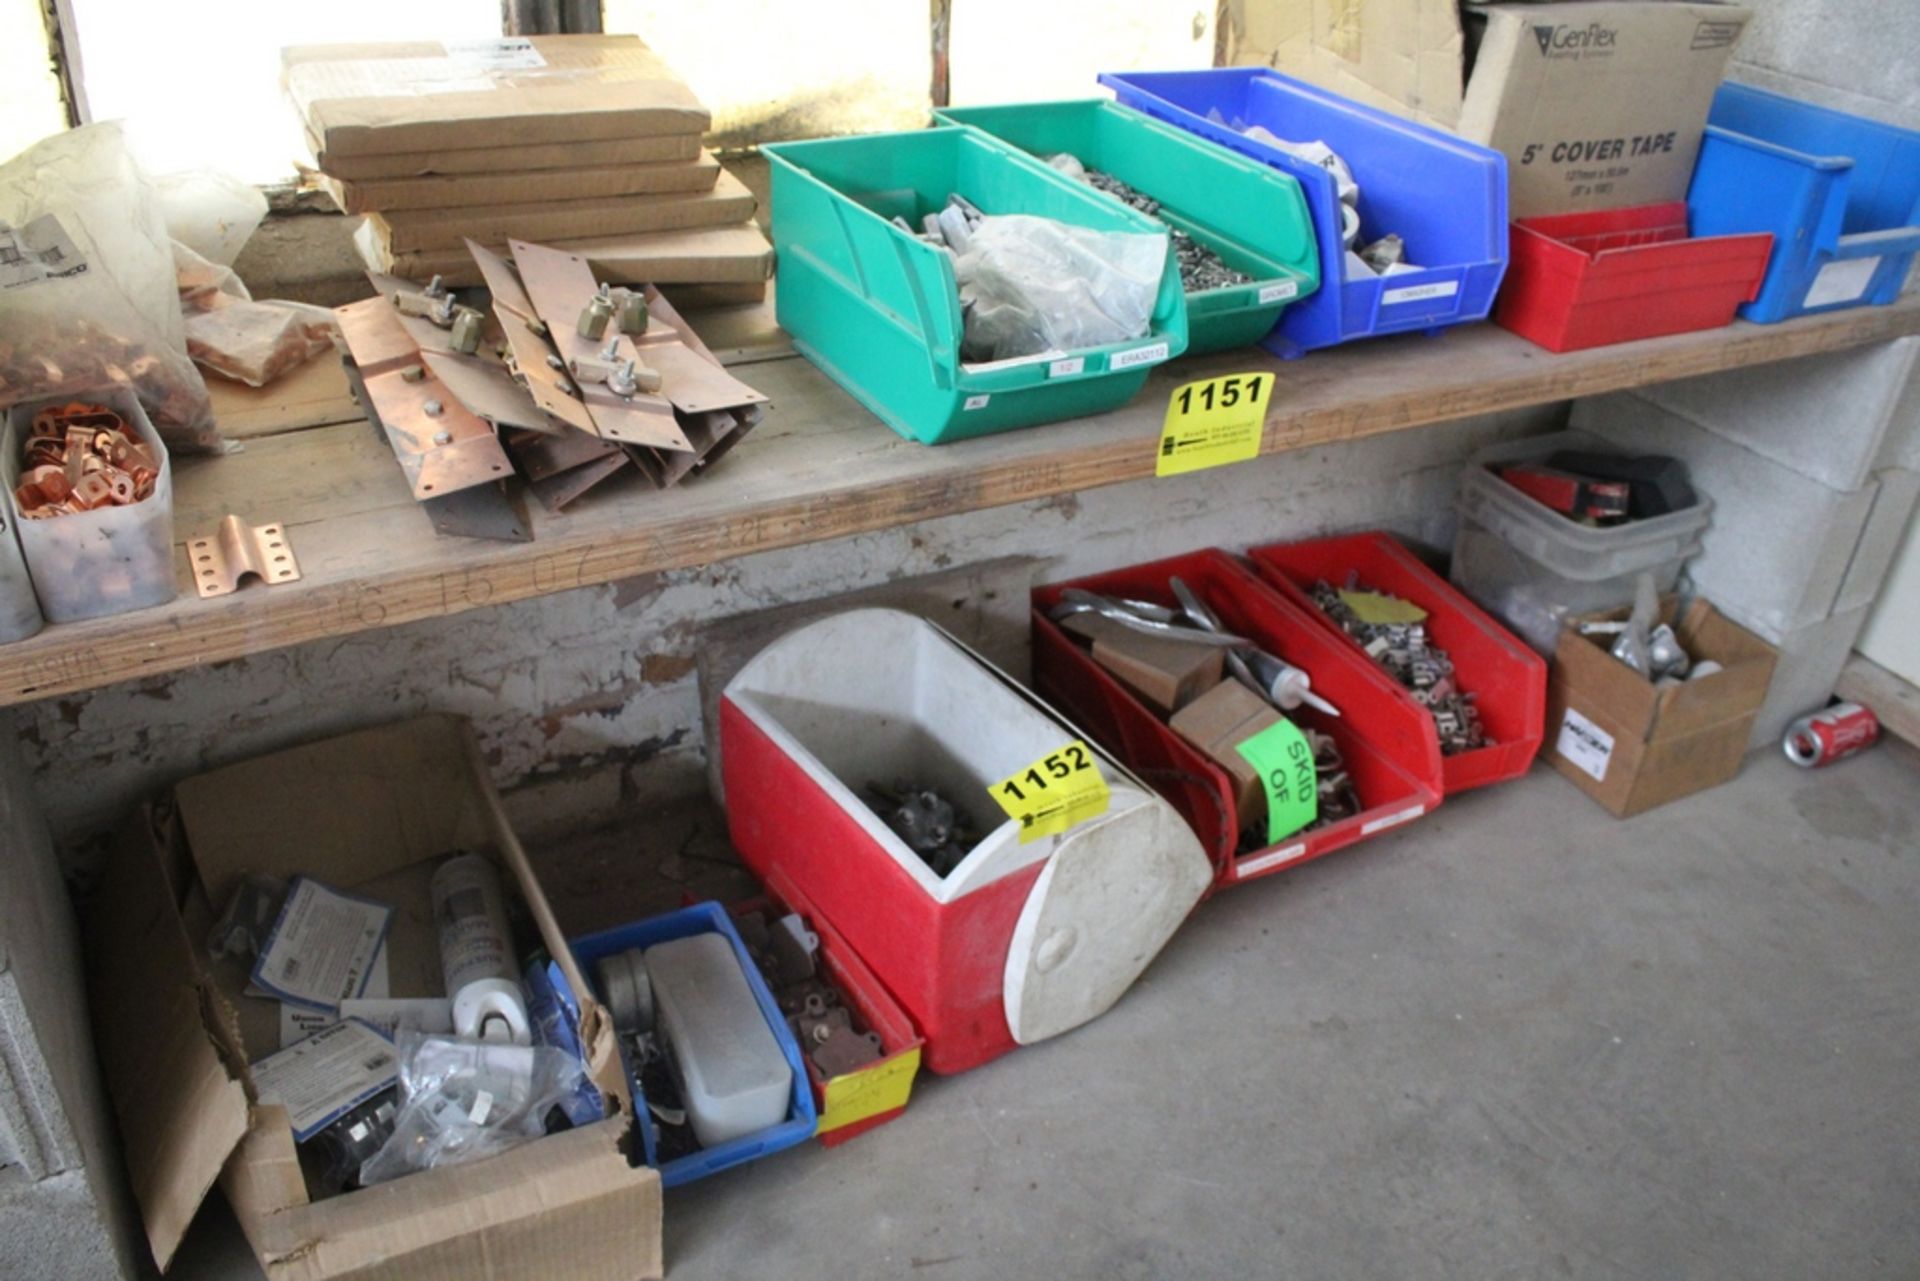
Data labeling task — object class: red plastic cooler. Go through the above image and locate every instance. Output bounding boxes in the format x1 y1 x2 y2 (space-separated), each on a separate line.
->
1032 550 1443 889
720 609 1212 1075
1248 531 1546 794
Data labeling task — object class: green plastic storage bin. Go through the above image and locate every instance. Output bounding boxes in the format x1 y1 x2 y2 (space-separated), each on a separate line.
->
763 127 1190 445
934 99 1319 354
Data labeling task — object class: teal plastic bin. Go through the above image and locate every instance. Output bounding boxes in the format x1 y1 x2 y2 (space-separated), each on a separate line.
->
763 127 1190 445
933 99 1319 354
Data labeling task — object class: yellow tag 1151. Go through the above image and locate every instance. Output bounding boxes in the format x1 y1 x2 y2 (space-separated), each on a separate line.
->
988 741 1111 844
1155 373 1274 478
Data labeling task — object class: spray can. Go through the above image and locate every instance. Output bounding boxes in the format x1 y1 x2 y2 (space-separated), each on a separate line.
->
430 852 531 1044
1781 701 1880 768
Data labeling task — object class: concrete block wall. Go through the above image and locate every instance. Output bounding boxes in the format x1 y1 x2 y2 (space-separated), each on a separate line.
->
12 406 1562 876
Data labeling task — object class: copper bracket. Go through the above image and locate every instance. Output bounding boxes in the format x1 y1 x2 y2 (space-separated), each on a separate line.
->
190 515 301 598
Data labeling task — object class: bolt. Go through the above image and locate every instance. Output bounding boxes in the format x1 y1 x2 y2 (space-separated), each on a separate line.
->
401 364 426 383
423 399 443 417
431 429 453 446
545 352 566 370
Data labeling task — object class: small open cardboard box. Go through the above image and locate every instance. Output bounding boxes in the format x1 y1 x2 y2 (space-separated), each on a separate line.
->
1545 599 1778 817
85 715 660 1281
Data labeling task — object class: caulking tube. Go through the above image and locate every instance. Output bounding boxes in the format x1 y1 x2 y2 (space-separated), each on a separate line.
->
430 852 531 1045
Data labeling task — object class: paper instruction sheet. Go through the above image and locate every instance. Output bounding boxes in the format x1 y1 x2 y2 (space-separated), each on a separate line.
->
251 877 392 1012
252 1020 400 1141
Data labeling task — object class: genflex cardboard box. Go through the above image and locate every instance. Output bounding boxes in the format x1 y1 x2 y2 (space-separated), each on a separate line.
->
1459 2 1751 216
85 716 660 1281
1545 600 1777 817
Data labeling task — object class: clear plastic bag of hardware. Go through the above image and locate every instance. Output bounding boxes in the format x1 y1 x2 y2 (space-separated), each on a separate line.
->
358 1030 585 1186
174 241 338 388
0 123 225 453
953 214 1167 362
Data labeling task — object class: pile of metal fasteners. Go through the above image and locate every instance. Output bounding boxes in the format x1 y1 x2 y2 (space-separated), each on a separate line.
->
865 779 980 877
1047 156 1251 292
13 401 160 517
735 910 886 1084
1308 579 1489 756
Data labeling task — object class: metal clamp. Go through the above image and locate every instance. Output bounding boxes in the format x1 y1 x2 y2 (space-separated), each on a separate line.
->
189 515 301 599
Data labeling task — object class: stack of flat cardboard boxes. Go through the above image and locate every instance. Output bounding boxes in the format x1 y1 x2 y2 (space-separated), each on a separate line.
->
286 34 772 302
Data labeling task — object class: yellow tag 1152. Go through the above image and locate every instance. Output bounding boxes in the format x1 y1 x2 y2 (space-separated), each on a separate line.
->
988 741 1111 844
1155 373 1274 478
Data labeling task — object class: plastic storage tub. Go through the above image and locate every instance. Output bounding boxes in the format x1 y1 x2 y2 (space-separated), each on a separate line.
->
1248 531 1546 795
763 127 1189 444
1032 550 1443 889
737 867 925 1148
1496 202 1772 352
1449 431 1714 655
932 99 1319 354
1689 82 1920 324
567 901 816 1188
721 609 1210 1075
2 388 174 623
1099 67 1508 358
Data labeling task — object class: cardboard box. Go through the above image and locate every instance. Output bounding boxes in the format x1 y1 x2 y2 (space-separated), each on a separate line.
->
1459 2 1752 216
284 35 709 158
320 151 722 216
360 221 774 291
308 129 703 180
368 168 758 253
1545 600 1777 816
1218 0 1466 128
1059 611 1225 714
1169 678 1284 831
84 716 660 1281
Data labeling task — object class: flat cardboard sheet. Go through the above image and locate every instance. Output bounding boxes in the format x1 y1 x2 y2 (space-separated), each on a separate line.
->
320 151 721 215
309 129 702 180
285 34 709 157
370 222 774 289
365 168 758 253
1458 2 1752 216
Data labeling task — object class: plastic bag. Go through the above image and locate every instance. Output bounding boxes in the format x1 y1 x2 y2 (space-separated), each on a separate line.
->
175 242 339 388
154 170 268 268
953 214 1167 363
358 1030 584 1187
0 124 225 453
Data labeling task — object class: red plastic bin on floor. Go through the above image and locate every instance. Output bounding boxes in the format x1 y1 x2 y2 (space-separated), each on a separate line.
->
1247 531 1546 795
1031 549 1443 889
1495 201 1772 352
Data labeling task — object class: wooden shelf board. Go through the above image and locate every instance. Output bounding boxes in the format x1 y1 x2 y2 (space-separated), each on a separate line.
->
4 299 1917 707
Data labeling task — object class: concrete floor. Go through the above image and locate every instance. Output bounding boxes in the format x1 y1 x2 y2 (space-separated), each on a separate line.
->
171 745 1920 1280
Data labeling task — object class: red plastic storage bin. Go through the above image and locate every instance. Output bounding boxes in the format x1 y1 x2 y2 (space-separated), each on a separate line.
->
737 869 925 1148
1495 201 1772 352
1247 531 1546 795
1031 550 1443 889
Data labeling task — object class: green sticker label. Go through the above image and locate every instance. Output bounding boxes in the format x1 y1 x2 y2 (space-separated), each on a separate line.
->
1234 720 1318 843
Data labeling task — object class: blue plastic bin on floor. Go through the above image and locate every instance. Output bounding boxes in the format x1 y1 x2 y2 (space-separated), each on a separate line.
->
1689 82 1920 324
1099 67 1508 358
566 902 816 1188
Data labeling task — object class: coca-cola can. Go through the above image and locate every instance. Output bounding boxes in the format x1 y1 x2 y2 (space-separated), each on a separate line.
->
1781 701 1880 768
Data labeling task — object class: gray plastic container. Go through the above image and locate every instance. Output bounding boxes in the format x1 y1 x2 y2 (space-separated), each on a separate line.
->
645 933 793 1148
2 388 175 623
1450 430 1713 654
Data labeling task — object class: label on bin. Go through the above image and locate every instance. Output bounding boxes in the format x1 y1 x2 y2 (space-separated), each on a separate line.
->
1155 373 1273 478
1555 707 1614 782
819 1046 921 1134
1234 720 1317 843
1109 342 1169 371
1258 281 1300 304
1382 281 1459 306
1804 258 1878 308
989 741 1110 844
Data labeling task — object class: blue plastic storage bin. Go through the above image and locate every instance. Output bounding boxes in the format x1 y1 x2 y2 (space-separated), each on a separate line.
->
1689 82 1920 324
1100 67 1508 358
566 902 817 1188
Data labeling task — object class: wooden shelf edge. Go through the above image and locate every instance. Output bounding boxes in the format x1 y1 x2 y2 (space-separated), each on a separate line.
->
1834 654 1920 751
2 302 1917 707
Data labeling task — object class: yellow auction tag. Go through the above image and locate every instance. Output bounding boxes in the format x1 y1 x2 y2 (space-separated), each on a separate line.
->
1155 373 1274 477
818 1046 921 1135
988 740 1111 844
